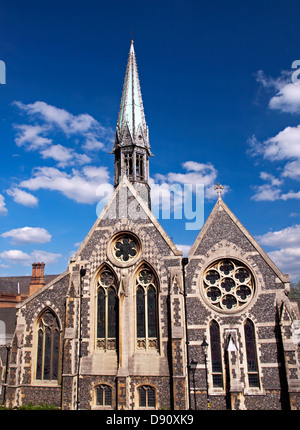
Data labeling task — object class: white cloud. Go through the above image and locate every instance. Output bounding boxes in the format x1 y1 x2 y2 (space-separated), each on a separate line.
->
259 171 283 186
281 190 300 200
82 134 105 151
249 126 300 200
161 161 217 187
0 194 7 215
249 71 300 201
257 225 300 248
268 247 300 280
14 101 81 133
175 244 191 256
264 124 300 161
1 227 51 244
269 83 300 113
0 249 61 266
13 100 114 150
30 250 62 265
14 124 52 150
251 184 281 202
40 144 91 167
257 224 300 280
251 172 283 201
256 70 300 113
19 165 112 204
152 161 226 201
7 188 38 207
282 159 300 181
0 250 32 265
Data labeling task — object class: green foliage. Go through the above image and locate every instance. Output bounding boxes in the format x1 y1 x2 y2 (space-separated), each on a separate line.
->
0 402 60 410
290 281 300 298
18 402 60 410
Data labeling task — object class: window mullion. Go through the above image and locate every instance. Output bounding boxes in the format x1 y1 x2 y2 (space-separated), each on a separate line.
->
145 287 148 349
41 326 45 380
105 290 108 350
50 327 53 380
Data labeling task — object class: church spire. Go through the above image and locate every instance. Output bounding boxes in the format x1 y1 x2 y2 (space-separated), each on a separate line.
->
113 40 152 208
115 39 149 147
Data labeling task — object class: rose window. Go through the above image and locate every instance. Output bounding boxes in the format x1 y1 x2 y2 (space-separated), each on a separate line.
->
203 259 255 312
112 235 139 263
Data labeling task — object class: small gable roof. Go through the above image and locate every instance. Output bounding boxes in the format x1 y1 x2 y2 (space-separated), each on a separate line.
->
189 197 289 283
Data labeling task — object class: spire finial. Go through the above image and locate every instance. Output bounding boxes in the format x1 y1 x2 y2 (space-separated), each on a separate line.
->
130 36 134 53
214 183 224 200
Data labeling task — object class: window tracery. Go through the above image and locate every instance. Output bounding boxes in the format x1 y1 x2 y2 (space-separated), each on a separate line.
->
112 234 139 264
96 266 118 350
203 259 255 312
36 310 60 381
136 264 158 350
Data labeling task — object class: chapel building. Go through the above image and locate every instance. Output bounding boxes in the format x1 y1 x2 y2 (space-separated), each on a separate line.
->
0 41 300 410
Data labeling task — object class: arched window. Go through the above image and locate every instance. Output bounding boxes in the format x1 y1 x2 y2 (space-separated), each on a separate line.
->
209 320 223 388
244 319 259 387
136 264 158 350
136 153 144 180
36 310 60 381
96 384 112 407
97 266 118 350
138 385 155 408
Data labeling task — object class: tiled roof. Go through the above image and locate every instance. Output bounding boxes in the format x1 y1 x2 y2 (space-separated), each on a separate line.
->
0 275 58 296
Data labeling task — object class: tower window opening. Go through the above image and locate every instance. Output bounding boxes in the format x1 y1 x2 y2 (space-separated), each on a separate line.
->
136 153 144 180
124 153 133 177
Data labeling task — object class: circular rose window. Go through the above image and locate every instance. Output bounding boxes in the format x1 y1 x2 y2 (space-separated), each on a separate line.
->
202 259 255 312
111 233 140 264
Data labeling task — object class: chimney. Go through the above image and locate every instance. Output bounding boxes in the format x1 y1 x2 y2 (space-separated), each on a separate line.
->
29 262 45 296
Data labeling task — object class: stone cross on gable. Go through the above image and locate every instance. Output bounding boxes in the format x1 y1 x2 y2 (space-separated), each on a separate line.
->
214 183 224 200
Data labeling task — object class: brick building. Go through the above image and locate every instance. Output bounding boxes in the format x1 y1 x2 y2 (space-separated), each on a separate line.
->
0 40 299 410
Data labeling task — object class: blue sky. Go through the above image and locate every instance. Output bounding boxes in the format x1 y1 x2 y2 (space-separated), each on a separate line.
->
1 0 300 281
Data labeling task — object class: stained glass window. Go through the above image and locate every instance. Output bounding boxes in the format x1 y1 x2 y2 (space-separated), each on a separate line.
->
136 286 145 338
136 265 158 350
36 310 60 381
97 288 105 339
244 319 259 387
210 320 223 388
108 288 117 339
203 259 255 312
147 286 157 338
97 267 118 350
138 386 155 408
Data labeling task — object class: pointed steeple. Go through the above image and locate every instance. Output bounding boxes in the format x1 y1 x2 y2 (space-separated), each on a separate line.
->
113 40 152 208
115 39 149 148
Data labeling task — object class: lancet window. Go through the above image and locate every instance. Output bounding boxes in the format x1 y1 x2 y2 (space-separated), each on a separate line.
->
138 385 155 408
136 264 158 350
244 319 260 388
36 310 60 381
209 320 223 388
136 153 144 180
97 266 118 350
96 384 112 407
